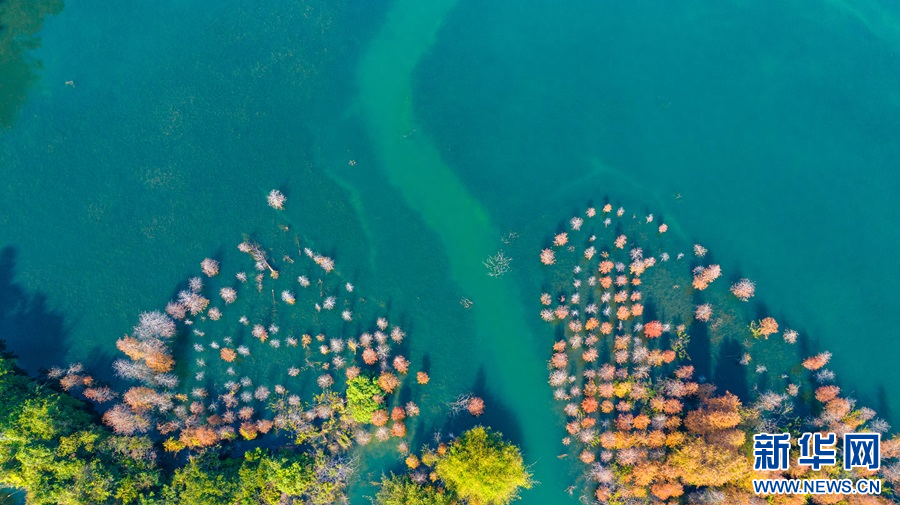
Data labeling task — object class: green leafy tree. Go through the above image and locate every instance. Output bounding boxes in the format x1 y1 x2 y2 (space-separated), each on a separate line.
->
0 355 160 505
375 475 454 505
237 448 319 504
434 427 532 505
161 454 242 505
346 375 384 423
161 448 343 505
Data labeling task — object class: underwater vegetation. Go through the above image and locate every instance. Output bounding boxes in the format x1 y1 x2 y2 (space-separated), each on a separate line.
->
0 0 64 129
538 203 899 504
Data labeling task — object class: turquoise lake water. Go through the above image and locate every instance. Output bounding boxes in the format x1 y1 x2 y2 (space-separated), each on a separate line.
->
2 0 900 502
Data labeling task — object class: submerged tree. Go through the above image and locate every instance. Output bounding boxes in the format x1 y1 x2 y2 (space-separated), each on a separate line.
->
539 249 555 265
730 278 755 301
484 250 512 277
266 189 286 210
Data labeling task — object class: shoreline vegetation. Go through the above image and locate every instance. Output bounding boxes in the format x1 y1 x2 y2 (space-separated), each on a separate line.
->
0 191 531 504
539 202 898 504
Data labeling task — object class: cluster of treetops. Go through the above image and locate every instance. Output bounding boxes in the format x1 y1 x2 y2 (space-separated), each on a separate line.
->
0 348 532 505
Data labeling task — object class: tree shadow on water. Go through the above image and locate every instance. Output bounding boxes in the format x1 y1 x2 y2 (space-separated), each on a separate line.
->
0 246 70 374
875 385 893 426
685 290 713 381
686 319 712 382
714 338 750 402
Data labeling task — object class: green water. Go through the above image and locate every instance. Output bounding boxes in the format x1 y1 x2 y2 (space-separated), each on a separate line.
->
357 0 571 500
2 0 900 502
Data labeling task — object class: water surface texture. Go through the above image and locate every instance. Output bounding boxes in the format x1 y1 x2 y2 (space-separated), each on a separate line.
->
2 0 900 502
